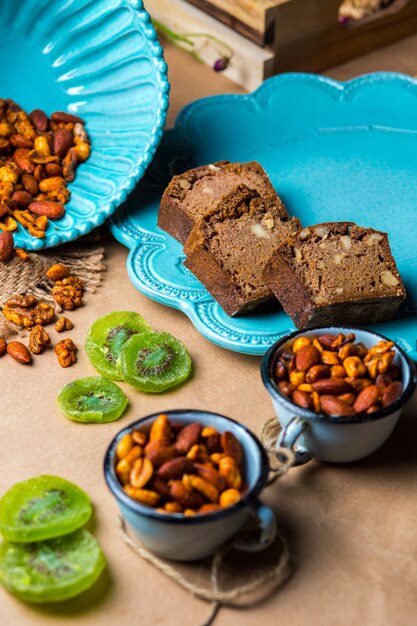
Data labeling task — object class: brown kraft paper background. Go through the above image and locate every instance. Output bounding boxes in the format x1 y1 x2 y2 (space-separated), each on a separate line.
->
2 37 417 626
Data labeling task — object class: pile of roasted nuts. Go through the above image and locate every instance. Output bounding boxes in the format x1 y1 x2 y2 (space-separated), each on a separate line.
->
0 263 83 367
116 414 246 515
273 333 403 416
0 98 91 239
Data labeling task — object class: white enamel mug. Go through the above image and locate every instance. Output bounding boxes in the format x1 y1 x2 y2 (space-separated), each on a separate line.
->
104 410 274 561
261 327 417 464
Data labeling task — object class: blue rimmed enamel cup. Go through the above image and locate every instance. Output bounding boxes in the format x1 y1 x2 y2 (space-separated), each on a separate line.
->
261 327 417 465
104 410 273 562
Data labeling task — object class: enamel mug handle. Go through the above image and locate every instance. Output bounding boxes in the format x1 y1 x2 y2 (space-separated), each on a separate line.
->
276 417 313 466
234 500 276 553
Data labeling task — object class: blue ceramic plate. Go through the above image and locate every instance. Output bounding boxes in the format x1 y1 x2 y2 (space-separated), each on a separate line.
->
109 73 417 357
0 0 168 249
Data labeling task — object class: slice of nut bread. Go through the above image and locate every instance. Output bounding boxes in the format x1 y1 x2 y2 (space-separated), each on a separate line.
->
184 184 301 316
158 160 279 244
264 222 406 328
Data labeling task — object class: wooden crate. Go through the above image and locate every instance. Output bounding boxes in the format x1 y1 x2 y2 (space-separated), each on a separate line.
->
274 0 417 73
184 0 288 45
149 0 417 90
148 0 275 91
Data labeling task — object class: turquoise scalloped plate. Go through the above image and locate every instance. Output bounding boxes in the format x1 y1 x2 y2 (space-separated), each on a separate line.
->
0 0 168 249
109 73 417 357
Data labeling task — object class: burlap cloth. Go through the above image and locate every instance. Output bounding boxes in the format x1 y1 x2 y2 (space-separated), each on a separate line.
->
0 234 105 337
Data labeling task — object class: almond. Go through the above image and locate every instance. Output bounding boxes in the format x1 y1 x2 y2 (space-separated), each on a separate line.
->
376 374 392 391
221 431 243 464
12 190 33 208
175 422 203 454
53 128 73 157
0 231 14 262
144 441 175 468
312 378 352 395
9 134 33 149
21 173 39 196
44 163 62 177
7 341 32 364
295 344 321 371
292 389 314 410
0 337 7 356
382 381 403 408
169 480 205 509
28 200 65 219
320 395 355 416
157 457 195 480
318 335 338 350
13 148 34 173
306 364 330 383
30 109 48 131
353 385 380 414
51 111 84 124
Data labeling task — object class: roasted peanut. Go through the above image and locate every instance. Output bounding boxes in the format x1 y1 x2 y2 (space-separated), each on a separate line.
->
183 475 218 503
292 336 311 352
321 350 340 365
289 370 305 387
46 263 69 281
149 413 173 446
116 433 134 460
130 457 153 489
201 426 218 438
343 356 366 378
123 486 160 507
330 364 346 379
194 463 226 491
131 430 147 446
219 456 242 489
186 444 211 464
164 502 183 513
220 489 241 508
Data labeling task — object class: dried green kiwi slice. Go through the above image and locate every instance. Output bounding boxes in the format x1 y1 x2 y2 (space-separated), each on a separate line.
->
57 376 128 423
0 476 92 543
119 331 192 393
85 311 152 380
0 529 105 603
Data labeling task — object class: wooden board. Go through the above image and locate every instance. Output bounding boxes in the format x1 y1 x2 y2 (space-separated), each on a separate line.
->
274 0 417 72
148 0 275 91
184 0 289 45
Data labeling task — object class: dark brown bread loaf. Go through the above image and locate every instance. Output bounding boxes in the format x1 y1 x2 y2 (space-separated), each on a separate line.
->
158 161 279 244
264 222 406 328
184 185 301 316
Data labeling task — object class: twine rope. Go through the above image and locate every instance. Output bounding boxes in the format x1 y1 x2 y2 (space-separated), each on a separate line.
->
118 417 295 626
118 515 291 626
260 417 296 484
